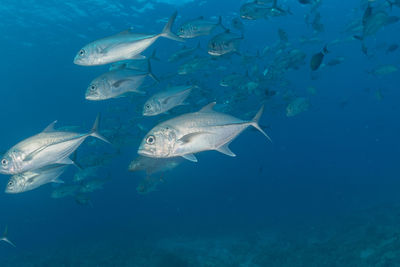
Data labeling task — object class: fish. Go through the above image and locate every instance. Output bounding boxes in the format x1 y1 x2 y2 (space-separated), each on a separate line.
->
73 12 183 66
327 56 345 66
79 179 107 193
168 42 201 62
386 44 398 53
231 17 245 32
286 97 310 117
138 102 271 162
240 2 275 20
0 115 109 175
136 174 165 194
177 16 225 38
51 185 80 199
85 61 157 100
220 72 249 87
208 31 243 56
109 50 159 72
5 164 67 194
178 56 211 75
143 85 194 116
129 156 182 175
310 45 328 71
368 64 398 75
354 6 398 40
0 226 16 248
73 166 99 183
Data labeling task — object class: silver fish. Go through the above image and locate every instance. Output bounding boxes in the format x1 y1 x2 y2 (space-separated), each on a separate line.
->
138 102 271 162
74 12 183 66
208 31 243 56
5 164 67 194
0 116 109 175
142 85 193 116
168 43 200 62
177 16 225 38
85 63 157 100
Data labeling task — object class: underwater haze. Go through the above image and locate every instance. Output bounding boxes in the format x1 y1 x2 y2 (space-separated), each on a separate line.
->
1 0 400 266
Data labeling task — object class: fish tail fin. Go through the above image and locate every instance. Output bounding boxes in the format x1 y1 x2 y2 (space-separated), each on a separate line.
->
323 44 329 54
90 114 110 144
251 106 272 142
146 58 159 83
218 16 228 31
353 35 363 41
387 0 393 10
1 226 16 248
161 11 185 42
149 49 160 61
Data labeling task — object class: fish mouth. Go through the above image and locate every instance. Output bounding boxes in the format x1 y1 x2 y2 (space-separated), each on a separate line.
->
137 148 154 157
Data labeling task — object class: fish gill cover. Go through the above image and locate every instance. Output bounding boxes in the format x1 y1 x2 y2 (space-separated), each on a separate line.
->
0 0 399 266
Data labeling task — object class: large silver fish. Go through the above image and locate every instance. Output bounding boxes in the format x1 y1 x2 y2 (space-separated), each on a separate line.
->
5 164 67 194
138 103 271 162
177 16 225 38
142 85 193 116
85 62 157 100
0 116 109 175
73 12 183 66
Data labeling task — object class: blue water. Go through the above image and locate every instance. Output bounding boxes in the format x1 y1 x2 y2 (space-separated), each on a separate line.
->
0 0 400 266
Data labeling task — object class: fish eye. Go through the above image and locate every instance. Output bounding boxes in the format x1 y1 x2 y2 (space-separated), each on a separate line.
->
146 135 155 145
1 159 7 166
90 84 97 91
145 104 151 110
79 49 86 56
7 181 13 187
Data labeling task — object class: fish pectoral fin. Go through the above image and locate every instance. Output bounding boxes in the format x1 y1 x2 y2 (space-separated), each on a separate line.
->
42 120 58 132
112 79 133 88
52 178 64 184
181 154 198 162
23 146 50 161
177 132 209 144
216 143 236 157
55 157 75 165
128 54 146 60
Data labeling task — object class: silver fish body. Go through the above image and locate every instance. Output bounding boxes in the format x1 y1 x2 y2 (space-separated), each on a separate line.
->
5 164 67 194
0 116 109 175
138 103 271 162
208 31 243 56
86 68 151 100
143 85 193 116
177 16 224 38
74 12 183 66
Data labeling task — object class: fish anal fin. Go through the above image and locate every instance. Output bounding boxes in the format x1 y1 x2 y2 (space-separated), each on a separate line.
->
216 143 236 157
182 154 198 162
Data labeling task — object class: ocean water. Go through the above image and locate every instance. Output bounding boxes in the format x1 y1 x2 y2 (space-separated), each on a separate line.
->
0 0 399 266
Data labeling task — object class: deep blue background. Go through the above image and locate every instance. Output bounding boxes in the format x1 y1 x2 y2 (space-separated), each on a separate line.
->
0 0 399 263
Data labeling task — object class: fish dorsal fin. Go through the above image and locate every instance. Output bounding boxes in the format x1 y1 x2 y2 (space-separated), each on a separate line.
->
182 154 198 162
117 29 132 35
43 120 57 132
199 102 216 113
